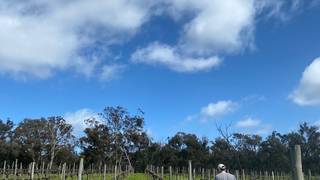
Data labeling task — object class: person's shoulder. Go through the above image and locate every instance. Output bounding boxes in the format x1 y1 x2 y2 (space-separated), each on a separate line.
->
217 172 226 175
215 173 225 180
226 173 236 179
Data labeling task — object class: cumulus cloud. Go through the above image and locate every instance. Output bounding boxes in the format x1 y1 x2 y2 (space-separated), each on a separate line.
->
236 117 272 135
132 43 221 72
201 101 237 119
64 108 99 136
100 64 126 82
255 125 272 135
290 57 320 106
131 0 319 72
132 0 255 72
185 100 237 123
0 0 153 79
315 120 320 127
236 118 261 128
1 0 317 78
178 0 255 55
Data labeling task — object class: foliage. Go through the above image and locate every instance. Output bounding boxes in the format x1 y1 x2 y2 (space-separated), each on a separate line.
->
0 107 320 173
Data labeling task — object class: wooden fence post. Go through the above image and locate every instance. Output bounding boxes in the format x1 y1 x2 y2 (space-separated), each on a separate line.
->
114 165 117 180
169 166 172 180
213 168 216 178
40 162 43 175
290 145 304 180
236 170 239 180
308 170 311 180
188 160 192 180
31 162 35 180
272 171 275 180
72 162 76 176
161 166 164 178
78 158 84 180
3 160 6 179
19 163 22 177
202 168 205 179
265 171 268 180
61 163 66 180
103 164 107 180
14 159 18 178
242 169 245 180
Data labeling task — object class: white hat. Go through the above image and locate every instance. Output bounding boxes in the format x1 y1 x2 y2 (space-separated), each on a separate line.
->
218 164 226 171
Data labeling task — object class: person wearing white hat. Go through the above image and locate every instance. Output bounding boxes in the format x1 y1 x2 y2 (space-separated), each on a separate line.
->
214 164 236 180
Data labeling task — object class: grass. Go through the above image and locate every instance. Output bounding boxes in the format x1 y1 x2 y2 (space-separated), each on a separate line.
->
4 173 319 180
127 173 148 180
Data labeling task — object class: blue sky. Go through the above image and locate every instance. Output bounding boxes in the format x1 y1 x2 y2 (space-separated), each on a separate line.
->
0 0 320 141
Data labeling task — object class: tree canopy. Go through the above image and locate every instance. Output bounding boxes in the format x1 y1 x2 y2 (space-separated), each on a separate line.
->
1 106 320 173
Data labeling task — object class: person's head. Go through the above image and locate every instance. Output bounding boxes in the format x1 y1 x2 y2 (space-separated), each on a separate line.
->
217 164 226 172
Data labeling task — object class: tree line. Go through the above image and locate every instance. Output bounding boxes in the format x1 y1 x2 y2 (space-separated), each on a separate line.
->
0 106 319 173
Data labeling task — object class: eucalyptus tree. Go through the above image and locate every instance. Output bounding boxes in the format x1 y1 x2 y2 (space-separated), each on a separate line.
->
99 106 146 169
80 118 111 165
46 116 74 169
14 118 48 162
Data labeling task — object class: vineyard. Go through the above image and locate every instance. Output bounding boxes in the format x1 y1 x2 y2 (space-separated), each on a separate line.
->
0 146 318 180
0 108 319 180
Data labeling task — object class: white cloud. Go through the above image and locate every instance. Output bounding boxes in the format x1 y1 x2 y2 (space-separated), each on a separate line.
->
235 117 272 135
146 128 153 137
315 120 320 127
1 0 317 78
255 0 301 21
179 0 255 55
200 101 237 120
132 0 255 72
185 100 237 123
255 124 272 135
131 0 319 73
131 43 221 72
236 118 261 128
64 108 98 136
0 0 153 79
100 64 125 81
290 57 320 106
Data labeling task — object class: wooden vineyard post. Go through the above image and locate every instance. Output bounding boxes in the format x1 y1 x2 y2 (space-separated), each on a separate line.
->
308 170 311 180
290 145 304 180
19 163 22 177
114 165 117 180
78 158 84 180
3 160 6 179
31 162 35 180
188 160 192 180
272 171 275 180
161 166 164 178
202 168 205 180
265 171 268 180
242 169 245 180
41 161 44 175
14 159 18 179
72 162 76 177
61 163 66 180
103 164 107 180
236 170 239 180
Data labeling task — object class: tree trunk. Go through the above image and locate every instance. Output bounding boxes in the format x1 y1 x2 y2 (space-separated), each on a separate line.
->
49 144 56 170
